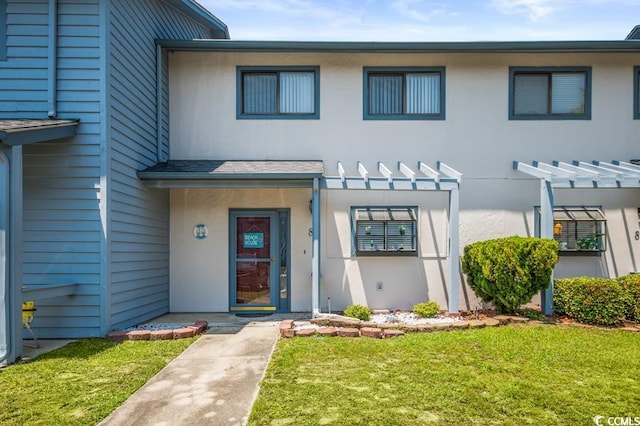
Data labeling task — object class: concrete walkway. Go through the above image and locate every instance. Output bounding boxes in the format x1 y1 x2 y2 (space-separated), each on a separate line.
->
99 313 305 426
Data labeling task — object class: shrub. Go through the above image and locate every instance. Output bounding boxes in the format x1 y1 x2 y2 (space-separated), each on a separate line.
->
413 301 440 318
461 236 559 314
554 277 626 326
618 274 640 322
343 304 372 321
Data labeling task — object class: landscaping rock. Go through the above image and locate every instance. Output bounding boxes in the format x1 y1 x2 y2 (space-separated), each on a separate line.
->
493 315 512 325
484 318 500 327
399 324 418 333
416 324 435 332
127 330 151 341
383 329 405 338
469 320 486 329
187 324 206 334
451 321 470 330
361 327 383 338
295 328 317 337
330 318 361 328
310 318 330 326
106 331 127 343
317 327 338 337
432 323 452 331
150 329 174 340
280 328 295 338
280 320 295 330
509 316 530 323
173 327 195 339
337 327 360 337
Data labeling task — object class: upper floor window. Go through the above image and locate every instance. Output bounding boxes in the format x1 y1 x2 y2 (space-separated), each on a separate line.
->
634 66 640 119
363 67 445 120
236 66 320 119
509 67 591 120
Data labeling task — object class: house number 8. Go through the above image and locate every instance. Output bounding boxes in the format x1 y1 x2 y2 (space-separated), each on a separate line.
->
636 231 640 241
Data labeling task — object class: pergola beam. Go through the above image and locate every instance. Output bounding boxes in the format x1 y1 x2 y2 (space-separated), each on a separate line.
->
437 162 463 183
337 161 346 183
418 161 440 182
398 162 416 183
357 161 369 183
378 162 393 183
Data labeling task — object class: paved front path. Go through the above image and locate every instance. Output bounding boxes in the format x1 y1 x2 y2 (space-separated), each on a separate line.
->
100 321 280 426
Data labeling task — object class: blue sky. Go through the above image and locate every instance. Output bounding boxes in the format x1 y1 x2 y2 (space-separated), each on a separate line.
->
198 0 640 41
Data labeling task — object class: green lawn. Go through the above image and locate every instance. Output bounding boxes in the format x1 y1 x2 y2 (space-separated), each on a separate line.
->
249 325 640 425
0 337 196 426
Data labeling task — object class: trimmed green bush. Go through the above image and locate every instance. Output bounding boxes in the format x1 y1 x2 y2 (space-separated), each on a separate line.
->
461 236 559 314
618 274 640 322
343 304 372 321
413 301 440 318
554 277 626 326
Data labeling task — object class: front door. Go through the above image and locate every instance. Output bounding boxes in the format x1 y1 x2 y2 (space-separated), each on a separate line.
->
230 210 289 313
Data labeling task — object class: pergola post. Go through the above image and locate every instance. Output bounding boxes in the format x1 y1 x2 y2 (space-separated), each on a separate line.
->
9 146 22 364
447 185 460 313
311 177 320 317
540 179 554 315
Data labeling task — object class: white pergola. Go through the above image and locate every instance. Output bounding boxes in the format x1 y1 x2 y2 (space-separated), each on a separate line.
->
513 160 640 314
315 161 462 316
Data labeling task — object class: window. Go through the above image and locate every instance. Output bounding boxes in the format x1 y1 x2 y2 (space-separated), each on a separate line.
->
237 66 319 119
552 207 606 254
363 67 445 120
352 207 418 256
509 67 591 120
634 66 640 119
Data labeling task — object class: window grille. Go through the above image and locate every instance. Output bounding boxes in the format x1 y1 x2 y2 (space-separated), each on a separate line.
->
353 207 417 256
552 207 606 253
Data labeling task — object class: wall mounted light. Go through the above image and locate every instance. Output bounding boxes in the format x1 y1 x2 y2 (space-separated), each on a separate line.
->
553 222 563 235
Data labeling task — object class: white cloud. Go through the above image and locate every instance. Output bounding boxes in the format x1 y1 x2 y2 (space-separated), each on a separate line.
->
490 0 555 21
391 0 449 23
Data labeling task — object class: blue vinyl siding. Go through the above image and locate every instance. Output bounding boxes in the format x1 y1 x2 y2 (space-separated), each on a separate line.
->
107 0 217 330
21 0 102 338
0 0 49 117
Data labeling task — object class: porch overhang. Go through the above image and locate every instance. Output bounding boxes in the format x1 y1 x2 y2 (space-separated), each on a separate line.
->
137 160 324 188
513 160 640 315
0 119 79 146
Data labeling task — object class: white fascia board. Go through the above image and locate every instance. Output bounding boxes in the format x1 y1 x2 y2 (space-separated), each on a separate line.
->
437 162 462 183
513 161 553 180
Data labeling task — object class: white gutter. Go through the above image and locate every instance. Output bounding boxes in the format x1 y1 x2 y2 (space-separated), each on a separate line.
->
47 0 58 118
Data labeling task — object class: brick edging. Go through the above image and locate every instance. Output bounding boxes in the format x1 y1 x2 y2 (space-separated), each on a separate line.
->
279 315 640 339
105 320 209 342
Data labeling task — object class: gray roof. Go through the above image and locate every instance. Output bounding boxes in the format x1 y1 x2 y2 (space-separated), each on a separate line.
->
138 160 324 180
0 119 79 145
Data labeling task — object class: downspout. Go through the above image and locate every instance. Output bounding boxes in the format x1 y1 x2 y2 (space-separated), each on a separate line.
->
311 178 320 317
156 44 167 163
47 0 58 118
0 152 9 363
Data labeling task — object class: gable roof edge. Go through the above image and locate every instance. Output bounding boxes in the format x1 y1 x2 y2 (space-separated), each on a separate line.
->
626 25 640 40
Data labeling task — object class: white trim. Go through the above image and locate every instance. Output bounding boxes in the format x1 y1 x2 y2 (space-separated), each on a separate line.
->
378 162 393 183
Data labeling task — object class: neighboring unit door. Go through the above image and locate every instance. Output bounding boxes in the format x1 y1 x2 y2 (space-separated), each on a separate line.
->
230 210 289 313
